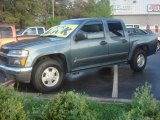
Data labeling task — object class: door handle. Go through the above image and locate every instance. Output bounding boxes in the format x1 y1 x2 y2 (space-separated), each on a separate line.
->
100 41 108 45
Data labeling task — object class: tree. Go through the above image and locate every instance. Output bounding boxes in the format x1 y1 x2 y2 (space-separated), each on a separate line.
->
84 0 112 18
0 0 112 28
0 0 40 28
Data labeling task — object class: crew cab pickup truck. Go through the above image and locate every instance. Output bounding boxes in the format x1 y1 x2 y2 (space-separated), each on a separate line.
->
0 18 157 92
0 25 39 47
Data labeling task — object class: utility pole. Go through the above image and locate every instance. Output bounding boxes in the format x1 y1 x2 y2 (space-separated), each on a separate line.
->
52 0 55 18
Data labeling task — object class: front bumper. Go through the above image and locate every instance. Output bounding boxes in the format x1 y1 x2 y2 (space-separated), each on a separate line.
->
0 64 32 83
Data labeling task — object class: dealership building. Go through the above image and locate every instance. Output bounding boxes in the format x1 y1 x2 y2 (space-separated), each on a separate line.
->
109 0 160 35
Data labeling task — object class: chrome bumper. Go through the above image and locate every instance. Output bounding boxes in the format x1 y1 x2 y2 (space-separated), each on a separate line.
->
0 64 32 73
0 64 32 83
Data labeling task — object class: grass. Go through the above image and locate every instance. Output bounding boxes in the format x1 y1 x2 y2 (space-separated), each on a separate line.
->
23 97 48 119
88 101 131 120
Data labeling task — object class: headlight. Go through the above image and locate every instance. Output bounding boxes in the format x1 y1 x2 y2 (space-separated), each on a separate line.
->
9 57 27 67
8 50 29 57
7 50 29 67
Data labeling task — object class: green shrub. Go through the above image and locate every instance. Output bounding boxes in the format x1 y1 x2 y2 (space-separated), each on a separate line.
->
43 91 96 120
0 97 27 120
0 86 13 104
119 83 158 120
0 87 27 120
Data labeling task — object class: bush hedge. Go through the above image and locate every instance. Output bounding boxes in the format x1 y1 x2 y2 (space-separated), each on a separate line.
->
0 83 160 120
43 91 96 120
119 83 160 120
0 87 27 120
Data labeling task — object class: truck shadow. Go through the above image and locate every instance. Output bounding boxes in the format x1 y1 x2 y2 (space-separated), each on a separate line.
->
14 67 113 98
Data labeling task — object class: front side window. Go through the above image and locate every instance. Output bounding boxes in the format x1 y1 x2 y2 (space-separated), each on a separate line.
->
107 21 125 38
0 27 13 38
80 21 104 39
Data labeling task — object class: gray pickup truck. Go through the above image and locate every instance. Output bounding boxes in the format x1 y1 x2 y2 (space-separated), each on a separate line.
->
0 18 157 92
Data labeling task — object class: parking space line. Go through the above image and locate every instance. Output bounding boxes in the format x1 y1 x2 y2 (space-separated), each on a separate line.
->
112 65 118 98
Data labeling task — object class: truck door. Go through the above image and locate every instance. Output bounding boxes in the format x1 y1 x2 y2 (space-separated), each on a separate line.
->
106 20 129 62
71 20 109 71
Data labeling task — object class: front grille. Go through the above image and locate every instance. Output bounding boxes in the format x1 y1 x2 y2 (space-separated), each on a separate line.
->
0 55 8 65
0 47 9 65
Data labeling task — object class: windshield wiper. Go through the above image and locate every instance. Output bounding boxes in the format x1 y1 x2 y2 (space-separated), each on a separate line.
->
40 35 58 37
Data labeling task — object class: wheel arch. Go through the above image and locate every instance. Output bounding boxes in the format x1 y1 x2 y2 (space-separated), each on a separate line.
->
32 53 68 73
128 44 149 61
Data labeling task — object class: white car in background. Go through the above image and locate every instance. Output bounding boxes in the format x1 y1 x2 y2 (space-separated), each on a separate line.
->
17 26 45 36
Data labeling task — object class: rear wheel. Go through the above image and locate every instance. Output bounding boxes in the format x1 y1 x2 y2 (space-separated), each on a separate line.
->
32 58 64 92
130 49 147 72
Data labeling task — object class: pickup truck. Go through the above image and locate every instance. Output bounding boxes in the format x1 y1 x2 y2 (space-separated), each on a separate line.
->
0 25 39 47
0 18 157 92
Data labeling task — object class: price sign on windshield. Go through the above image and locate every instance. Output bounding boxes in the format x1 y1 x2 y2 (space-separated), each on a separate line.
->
43 24 78 38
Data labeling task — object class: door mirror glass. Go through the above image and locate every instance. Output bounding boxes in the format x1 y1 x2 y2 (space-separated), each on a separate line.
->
75 31 87 41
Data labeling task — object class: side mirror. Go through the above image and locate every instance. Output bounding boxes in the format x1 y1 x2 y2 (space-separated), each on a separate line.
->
75 32 87 41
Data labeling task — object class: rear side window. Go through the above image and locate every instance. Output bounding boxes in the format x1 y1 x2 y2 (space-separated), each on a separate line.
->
107 21 125 38
38 28 44 34
80 21 104 39
0 27 13 38
24 28 36 35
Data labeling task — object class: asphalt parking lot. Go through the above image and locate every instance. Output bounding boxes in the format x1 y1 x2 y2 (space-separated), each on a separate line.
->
0 51 160 100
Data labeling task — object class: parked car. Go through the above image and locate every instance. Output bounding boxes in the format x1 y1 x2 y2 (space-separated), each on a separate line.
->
143 29 154 34
17 26 45 36
127 28 149 35
0 18 157 92
0 25 38 47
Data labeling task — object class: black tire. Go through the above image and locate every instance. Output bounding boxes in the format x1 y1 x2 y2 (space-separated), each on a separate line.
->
32 58 64 93
130 49 147 72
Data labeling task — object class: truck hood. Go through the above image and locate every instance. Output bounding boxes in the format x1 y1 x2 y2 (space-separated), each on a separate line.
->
2 37 62 49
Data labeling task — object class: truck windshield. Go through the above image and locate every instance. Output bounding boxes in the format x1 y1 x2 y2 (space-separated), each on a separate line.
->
0 27 13 38
41 20 82 38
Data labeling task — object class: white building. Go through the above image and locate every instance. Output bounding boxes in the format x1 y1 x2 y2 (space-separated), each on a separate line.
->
110 0 160 35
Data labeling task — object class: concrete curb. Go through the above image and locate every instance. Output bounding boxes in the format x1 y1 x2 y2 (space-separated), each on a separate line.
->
1 80 16 87
88 97 131 103
87 96 160 103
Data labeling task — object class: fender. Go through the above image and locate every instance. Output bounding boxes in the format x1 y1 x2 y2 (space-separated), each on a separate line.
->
128 41 149 61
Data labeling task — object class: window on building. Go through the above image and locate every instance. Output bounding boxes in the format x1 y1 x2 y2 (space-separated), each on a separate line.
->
107 21 125 38
79 21 105 39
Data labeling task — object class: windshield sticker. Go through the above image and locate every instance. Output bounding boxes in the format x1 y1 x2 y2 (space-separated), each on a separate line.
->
42 24 78 38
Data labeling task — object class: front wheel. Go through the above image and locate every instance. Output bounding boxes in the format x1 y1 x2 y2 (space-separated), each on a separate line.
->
130 49 147 72
32 59 64 92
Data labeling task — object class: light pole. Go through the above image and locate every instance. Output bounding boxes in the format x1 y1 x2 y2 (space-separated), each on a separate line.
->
52 0 55 18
